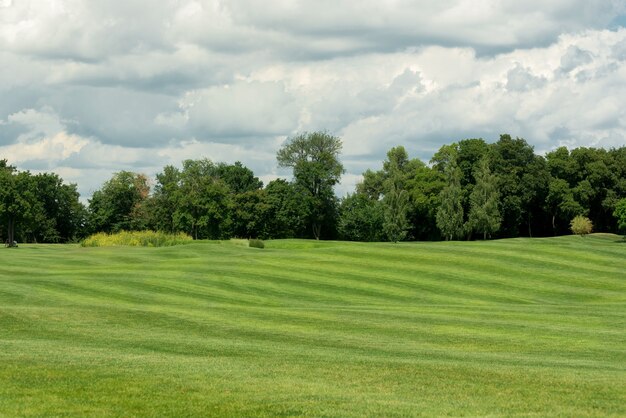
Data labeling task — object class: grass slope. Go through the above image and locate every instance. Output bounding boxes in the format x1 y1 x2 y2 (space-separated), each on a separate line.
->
0 234 624 417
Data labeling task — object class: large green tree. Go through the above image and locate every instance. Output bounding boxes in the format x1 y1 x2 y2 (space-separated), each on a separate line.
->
0 164 38 246
31 173 85 242
277 131 344 239
407 165 445 240
490 135 549 237
151 165 181 233
264 179 310 239
338 193 384 242
88 171 150 233
216 161 263 194
173 159 231 240
545 178 584 235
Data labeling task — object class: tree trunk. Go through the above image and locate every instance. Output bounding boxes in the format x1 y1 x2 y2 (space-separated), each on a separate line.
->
7 218 16 247
483 231 487 240
312 223 321 240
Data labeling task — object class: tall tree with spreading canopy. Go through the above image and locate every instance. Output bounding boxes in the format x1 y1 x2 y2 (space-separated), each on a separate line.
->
277 131 344 239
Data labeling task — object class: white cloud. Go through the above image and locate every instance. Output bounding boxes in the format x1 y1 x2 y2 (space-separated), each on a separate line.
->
0 107 89 167
0 131 88 163
0 2 625 199
181 81 300 139
506 64 547 91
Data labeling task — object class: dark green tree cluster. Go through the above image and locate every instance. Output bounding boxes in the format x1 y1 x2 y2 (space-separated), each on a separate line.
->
0 160 85 245
3 132 625 245
340 135 626 241
82 132 343 241
85 158 313 240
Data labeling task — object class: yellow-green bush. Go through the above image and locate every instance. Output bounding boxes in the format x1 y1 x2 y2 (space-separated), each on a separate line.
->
570 215 593 237
81 231 193 247
248 238 265 249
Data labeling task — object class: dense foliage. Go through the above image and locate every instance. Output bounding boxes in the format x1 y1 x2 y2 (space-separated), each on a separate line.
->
0 160 85 244
1 133 625 243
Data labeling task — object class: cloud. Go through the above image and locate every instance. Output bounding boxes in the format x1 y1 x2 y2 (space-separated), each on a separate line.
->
0 2 625 199
506 64 547 91
225 0 624 55
0 107 89 168
180 81 300 139
560 45 594 72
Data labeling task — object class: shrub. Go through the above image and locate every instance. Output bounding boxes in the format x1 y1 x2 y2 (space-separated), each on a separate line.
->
81 230 193 247
570 215 593 237
248 238 265 249
614 198 626 238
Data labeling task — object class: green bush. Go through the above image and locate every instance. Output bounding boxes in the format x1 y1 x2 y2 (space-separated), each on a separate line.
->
614 198 626 238
81 231 193 247
570 215 593 237
248 238 265 249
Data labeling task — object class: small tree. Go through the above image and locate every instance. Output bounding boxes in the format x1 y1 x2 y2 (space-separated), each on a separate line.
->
570 215 593 237
436 159 464 240
614 198 626 239
383 185 410 243
467 158 501 240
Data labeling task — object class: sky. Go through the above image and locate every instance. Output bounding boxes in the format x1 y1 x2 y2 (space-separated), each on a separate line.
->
1 0 625 199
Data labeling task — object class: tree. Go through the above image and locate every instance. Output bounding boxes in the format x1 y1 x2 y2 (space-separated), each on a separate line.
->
264 179 310 239
0 166 37 246
490 135 549 237
230 189 271 239
407 165 445 240
383 185 410 242
276 131 344 239
436 159 464 240
31 173 85 242
173 159 231 240
216 161 263 194
338 193 384 242
88 171 150 233
545 178 583 235
467 158 501 240
151 165 181 233
570 215 593 237
614 198 626 237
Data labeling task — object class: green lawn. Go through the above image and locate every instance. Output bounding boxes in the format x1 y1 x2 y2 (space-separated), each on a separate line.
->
1 234 625 417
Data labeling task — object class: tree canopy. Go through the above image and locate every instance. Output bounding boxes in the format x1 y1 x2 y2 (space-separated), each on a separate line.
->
2 133 625 246
277 131 344 239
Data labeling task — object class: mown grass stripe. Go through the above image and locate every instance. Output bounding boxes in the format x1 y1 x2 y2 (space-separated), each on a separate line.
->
0 234 624 417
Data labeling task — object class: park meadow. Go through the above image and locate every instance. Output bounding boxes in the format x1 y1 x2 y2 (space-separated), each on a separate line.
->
2 134 626 416
1 233 624 416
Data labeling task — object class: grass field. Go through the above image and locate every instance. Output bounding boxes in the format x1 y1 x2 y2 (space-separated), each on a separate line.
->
0 234 625 417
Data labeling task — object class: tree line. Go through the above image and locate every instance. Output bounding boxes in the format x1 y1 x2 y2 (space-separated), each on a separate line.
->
2 132 626 245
